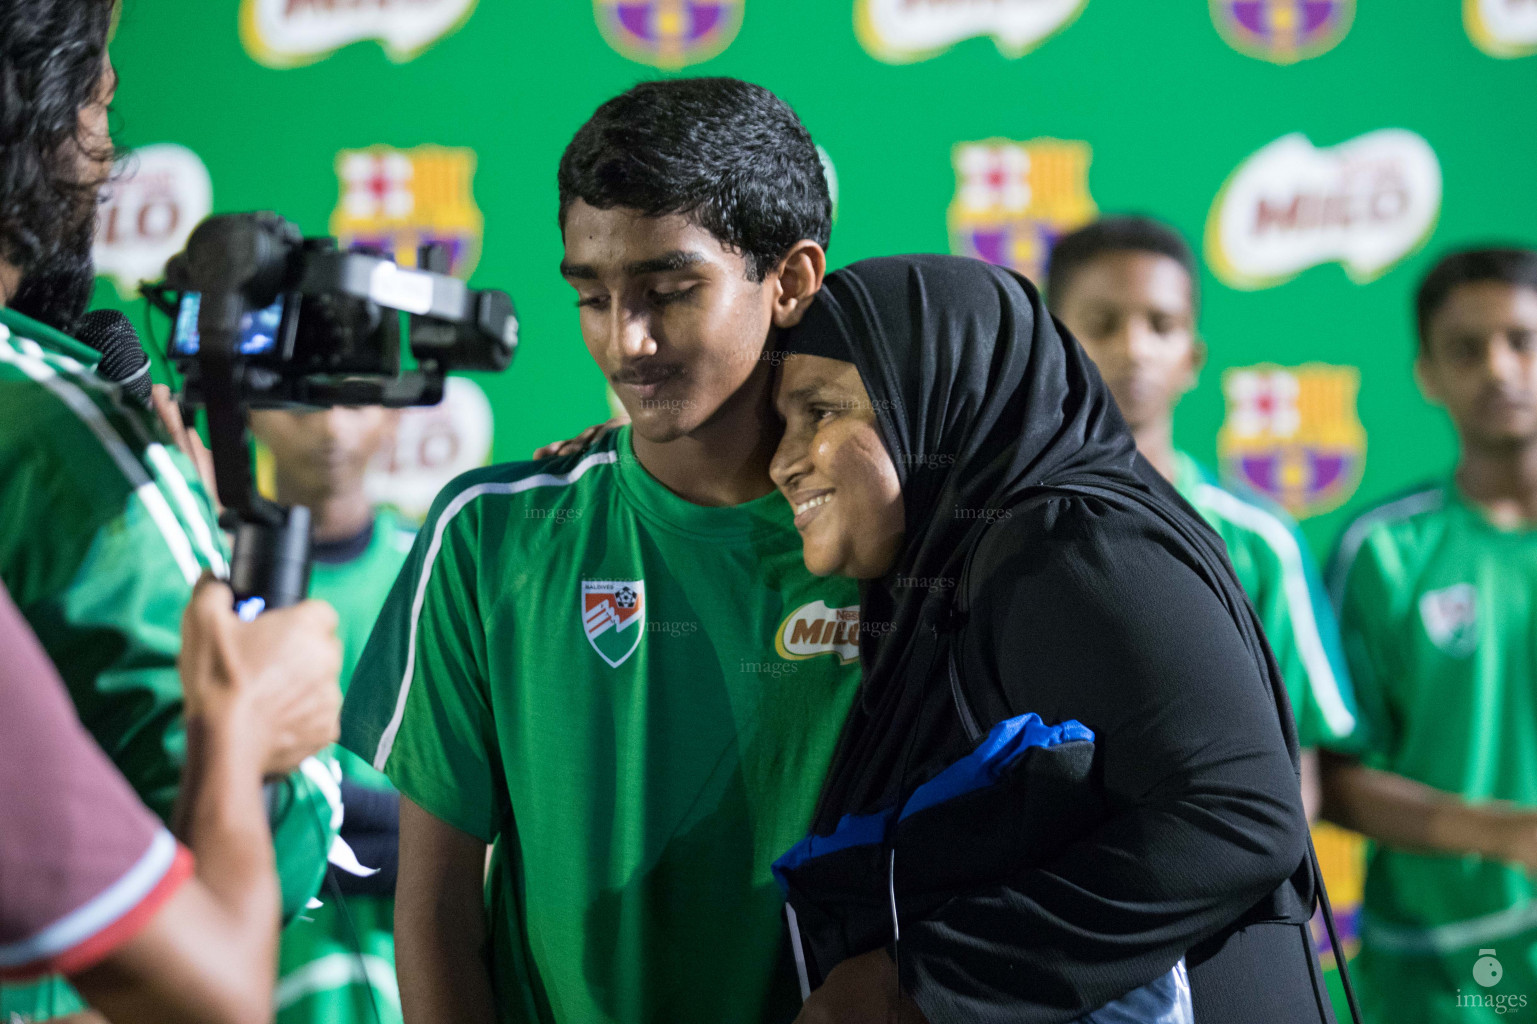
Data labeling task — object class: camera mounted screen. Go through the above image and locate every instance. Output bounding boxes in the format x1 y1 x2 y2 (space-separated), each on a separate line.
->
172 291 294 359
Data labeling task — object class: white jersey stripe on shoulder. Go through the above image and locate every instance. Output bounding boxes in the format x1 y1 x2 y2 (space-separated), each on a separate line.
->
1328 488 1444 607
1195 483 1355 741
373 449 621 771
15 332 230 578
0 339 203 586
0 828 177 968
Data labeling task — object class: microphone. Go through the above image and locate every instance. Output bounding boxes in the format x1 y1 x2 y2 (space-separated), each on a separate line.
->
75 310 153 408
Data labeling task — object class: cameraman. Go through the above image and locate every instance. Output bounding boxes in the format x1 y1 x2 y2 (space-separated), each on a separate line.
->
0 1 339 1017
2 578 341 1024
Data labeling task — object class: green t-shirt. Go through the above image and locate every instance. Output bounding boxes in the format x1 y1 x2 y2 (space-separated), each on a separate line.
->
0 307 337 1019
277 509 414 1024
1331 482 1537 1021
341 426 862 1024
313 507 416 789
1174 452 1359 750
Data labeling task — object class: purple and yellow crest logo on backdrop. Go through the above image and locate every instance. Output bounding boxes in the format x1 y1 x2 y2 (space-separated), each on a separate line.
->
330 145 483 279
1218 364 1366 518
1211 0 1354 64
594 0 743 69
948 139 1096 283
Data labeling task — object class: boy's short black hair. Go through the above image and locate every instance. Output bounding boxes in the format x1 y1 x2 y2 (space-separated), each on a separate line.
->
1415 247 1537 355
557 77 831 282
1046 215 1200 312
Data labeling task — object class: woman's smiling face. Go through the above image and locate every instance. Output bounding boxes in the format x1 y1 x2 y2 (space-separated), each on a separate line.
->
771 353 905 578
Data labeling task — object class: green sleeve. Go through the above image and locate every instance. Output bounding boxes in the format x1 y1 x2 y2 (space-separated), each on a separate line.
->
340 480 501 843
1332 532 1403 768
1221 504 1363 754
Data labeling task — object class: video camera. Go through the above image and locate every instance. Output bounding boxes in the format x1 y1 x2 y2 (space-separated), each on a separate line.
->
158 211 517 615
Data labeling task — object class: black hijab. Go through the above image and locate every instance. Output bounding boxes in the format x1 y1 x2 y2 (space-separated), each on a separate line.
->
780 254 1301 830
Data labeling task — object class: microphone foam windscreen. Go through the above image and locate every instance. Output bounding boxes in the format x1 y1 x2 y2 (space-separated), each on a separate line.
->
74 310 153 408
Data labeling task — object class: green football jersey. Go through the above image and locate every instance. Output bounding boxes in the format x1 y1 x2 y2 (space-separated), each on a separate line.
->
1174 452 1359 750
1331 482 1537 1023
277 508 414 1024
341 426 862 1024
0 307 337 1019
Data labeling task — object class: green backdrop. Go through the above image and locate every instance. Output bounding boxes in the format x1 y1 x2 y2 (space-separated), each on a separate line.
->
94 0 1537 554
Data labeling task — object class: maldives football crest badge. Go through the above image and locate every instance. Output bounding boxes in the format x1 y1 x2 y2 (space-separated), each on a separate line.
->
1211 0 1353 64
583 581 647 668
1218 364 1365 518
949 138 1097 283
1420 584 1479 658
330 145 483 279
594 0 743 69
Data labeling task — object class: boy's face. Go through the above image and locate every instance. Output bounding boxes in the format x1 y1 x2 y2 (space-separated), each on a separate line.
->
1418 282 1537 450
561 201 781 443
1055 250 1203 432
249 406 397 501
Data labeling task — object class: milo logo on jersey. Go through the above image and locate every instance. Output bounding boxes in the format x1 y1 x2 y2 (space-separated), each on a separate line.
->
240 0 478 68
1420 583 1479 658
776 601 860 666
330 145 483 278
949 138 1097 283
594 0 743 69
1210 0 1354 64
1466 0 1537 58
584 581 647 668
93 144 213 299
1218 363 1365 518
855 0 1088 63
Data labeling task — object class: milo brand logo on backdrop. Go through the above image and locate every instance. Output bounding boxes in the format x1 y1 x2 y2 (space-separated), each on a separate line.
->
949 138 1097 283
240 0 478 68
1205 129 1441 290
365 377 494 520
1211 0 1354 64
777 601 861 665
1465 0 1537 58
1218 363 1366 518
594 0 743 69
93 144 213 299
330 145 483 278
856 0 1089 63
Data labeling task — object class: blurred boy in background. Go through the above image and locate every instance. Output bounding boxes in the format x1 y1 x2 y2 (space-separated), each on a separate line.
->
1047 216 1361 816
252 405 412 1024
1323 247 1537 1023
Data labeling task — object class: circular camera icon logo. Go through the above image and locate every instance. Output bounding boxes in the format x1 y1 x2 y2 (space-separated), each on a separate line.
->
1474 949 1504 989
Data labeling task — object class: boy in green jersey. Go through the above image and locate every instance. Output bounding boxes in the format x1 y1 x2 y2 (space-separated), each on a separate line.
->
254 405 414 1024
340 78 862 1024
0 8 336 1018
1046 216 1361 817
1323 247 1537 1023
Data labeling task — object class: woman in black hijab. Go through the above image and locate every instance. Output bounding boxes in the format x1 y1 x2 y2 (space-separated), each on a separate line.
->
767 255 1331 1024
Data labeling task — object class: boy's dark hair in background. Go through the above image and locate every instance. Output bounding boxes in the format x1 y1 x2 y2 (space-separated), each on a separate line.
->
1046 214 1201 312
557 77 831 281
1416 246 1537 352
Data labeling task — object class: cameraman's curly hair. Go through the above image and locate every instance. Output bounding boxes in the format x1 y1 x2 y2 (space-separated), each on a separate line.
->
0 0 117 277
